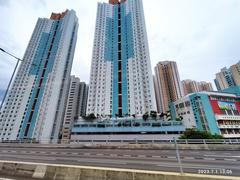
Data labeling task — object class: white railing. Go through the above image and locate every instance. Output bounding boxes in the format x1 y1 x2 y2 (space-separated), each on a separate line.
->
70 138 240 144
0 138 239 145
218 124 240 128
215 114 240 120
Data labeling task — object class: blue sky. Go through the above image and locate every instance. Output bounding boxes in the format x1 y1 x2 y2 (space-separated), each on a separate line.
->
0 0 240 93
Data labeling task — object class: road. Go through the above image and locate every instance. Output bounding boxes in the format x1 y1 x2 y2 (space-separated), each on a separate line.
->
0 146 239 178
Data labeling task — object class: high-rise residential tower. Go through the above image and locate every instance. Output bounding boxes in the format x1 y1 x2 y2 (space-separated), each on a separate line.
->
230 61 240 86
215 67 235 91
61 76 89 143
87 0 156 117
214 62 240 91
61 76 80 143
78 82 88 117
198 81 213 92
0 10 78 142
182 79 199 95
154 61 183 113
182 79 213 95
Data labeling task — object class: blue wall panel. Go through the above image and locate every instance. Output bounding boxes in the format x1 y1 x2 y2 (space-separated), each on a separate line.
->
19 20 63 139
103 3 134 117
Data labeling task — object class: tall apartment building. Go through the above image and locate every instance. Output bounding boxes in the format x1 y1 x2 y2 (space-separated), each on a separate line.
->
215 67 235 91
154 61 183 113
182 79 213 95
61 76 80 142
0 10 78 142
230 61 240 86
61 76 89 143
214 61 240 91
87 0 156 117
78 82 88 117
198 81 213 91
182 80 199 95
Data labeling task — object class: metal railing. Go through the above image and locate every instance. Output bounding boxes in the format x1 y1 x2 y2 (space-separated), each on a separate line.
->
1 138 239 144
70 138 240 144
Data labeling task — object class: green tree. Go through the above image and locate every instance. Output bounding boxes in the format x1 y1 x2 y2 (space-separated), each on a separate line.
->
143 112 149 121
180 129 223 139
175 116 183 121
83 113 97 121
150 110 157 119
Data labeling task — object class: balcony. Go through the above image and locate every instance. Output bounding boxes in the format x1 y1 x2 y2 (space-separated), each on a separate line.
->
222 134 240 138
215 114 240 121
218 124 240 129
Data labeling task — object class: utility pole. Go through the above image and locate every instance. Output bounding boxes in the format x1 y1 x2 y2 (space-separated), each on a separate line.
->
0 48 23 111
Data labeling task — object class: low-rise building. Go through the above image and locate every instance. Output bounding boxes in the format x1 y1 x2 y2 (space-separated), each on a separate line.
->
170 91 240 138
70 117 185 142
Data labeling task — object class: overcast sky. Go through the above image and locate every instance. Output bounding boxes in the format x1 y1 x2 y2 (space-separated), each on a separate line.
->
0 0 240 91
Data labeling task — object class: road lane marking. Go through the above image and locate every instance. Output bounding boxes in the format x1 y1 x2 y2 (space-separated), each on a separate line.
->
77 159 127 165
205 152 216 155
225 158 237 161
184 157 194 160
194 157 203 160
110 154 117 157
96 153 104 156
137 155 146 158
152 155 161 158
204 154 240 158
189 151 199 154
203 158 215 161
0 154 56 161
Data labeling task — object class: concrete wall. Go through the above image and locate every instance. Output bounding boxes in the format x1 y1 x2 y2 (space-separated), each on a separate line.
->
0 161 238 180
0 143 240 151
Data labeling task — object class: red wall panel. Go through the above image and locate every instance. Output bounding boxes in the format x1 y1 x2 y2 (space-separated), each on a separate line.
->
210 100 221 114
235 101 240 112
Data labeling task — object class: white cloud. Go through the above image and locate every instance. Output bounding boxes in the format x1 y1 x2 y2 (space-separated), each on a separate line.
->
144 0 240 87
0 0 240 90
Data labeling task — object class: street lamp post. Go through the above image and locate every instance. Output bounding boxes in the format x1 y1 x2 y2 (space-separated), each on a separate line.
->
0 48 23 111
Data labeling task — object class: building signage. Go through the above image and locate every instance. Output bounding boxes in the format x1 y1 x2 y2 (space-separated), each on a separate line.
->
218 101 236 110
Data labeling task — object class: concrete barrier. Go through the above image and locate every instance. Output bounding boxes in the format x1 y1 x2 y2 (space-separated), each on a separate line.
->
0 143 240 151
0 160 238 180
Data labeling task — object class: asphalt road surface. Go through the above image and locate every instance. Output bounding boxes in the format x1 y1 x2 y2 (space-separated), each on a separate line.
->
0 146 239 178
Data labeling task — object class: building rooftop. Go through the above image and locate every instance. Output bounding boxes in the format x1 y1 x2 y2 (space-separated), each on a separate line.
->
50 10 68 20
109 0 126 4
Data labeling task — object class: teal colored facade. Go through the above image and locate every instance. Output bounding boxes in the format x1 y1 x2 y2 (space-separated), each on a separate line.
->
189 93 219 134
19 20 63 139
221 85 240 96
104 3 134 117
87 0 157 118
72 119 185 134
0 10 78 142
170 93 220 135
